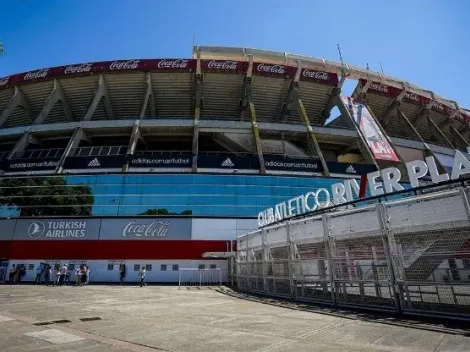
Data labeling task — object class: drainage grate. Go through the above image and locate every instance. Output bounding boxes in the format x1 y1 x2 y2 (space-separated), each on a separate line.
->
33 319 70 326
79 317 101 322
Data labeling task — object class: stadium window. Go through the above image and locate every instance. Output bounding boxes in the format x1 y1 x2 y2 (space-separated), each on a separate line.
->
28 264 34 271
107 264 114 271
172 264 179 271
146 264 152 271
198 264 205 270
133 264 140 271
209 264 216 269
161 264 167 271
68 264 75 271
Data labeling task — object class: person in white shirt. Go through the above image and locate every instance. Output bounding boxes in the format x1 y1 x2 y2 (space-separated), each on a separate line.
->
34 264 43 284
75 267 82 286
138 266 146 287
59 265 67 286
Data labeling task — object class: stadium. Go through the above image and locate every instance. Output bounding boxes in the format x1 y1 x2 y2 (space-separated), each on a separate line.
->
0 45 469 284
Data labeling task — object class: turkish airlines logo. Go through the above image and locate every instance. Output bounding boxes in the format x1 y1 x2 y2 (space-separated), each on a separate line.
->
24 69 49 81
256 63 285 75
157 59 189 69
65 63 93 75
28 221 46 238
207 60 238 70
109 60 140 70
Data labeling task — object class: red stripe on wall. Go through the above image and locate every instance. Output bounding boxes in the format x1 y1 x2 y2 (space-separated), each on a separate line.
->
0 241 12 259
8 240 233 260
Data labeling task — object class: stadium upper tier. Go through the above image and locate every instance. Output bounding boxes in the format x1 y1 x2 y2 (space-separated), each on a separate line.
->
0 45 468 177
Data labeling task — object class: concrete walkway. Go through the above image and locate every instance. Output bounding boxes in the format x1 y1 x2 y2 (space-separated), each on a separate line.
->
0 285 468 352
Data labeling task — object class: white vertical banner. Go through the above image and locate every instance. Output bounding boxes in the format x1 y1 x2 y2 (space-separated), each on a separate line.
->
342 97 399 162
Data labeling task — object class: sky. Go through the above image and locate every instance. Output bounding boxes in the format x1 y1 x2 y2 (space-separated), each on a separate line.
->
0 0 469 108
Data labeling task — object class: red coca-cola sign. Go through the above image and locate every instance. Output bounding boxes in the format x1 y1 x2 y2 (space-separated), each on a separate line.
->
24 68 49 81
255 63 286 75
156 59 190 70
64 63 93 75
360 79 401 99
0 76 9 87
201 60 246 72
300 69 338 85
109 60 140 71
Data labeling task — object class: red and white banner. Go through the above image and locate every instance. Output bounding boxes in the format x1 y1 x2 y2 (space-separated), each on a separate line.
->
342 97 399 162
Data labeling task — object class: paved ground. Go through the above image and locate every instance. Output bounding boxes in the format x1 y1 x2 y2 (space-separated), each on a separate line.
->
0 285 469 352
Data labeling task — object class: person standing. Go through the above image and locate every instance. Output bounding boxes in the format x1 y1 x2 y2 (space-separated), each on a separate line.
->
75 266 82 286
44 265 51 286
54 266 61 286
119 264 126 285
34 264 43 284
138 266 146 287
8 266 16 284
59 264 67 286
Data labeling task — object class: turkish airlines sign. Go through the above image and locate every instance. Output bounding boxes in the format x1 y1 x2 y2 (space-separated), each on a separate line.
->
13 219 101 240
342 97 399 162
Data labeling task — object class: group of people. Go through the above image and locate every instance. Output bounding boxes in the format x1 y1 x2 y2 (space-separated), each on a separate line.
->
31 263 90 286
7 264 26 284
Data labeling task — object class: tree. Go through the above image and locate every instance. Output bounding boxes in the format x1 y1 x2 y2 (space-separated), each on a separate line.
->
138 208 192 216
0 176 94 216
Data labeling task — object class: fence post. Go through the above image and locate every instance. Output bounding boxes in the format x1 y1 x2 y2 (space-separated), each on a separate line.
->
261 228 267 293
322 214 336 305
377 204 402 313
286 221 295 299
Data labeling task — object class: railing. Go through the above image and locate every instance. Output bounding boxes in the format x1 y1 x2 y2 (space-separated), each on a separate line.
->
15 148 65 160
71 146 127 157
236 187 470 320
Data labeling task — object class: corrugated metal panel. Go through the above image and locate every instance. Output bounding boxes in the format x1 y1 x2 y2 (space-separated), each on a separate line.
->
151 73 194 118
3 106 30 128
0 88 14 113
21 81 54 121
43 102 68 124
201 73 243 120
60 76 99 121
105 73 146 119
297 82 332 125
251 77 289 122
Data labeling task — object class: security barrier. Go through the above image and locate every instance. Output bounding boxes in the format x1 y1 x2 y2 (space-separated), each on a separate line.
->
236 188 470 319
178 268 223 289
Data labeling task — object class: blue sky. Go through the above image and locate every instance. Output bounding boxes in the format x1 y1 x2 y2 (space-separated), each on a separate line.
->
0 0 469 108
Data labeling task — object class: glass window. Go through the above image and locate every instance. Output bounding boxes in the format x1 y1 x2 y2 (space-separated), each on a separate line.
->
172 264 179 271
28 264 34 271
161 264 167 271
68 264 75 271
198 264 205 270
145 264 152 271
209 264 216 269
107 264 114 271
133 264 140 271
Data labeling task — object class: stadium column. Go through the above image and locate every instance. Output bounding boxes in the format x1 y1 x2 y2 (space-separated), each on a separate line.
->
122 120 141 172
396 108 447 173
320 68 347 125
380 82 408 128
6 132 38 160
283 61 330 176
139 72 156 118
426 114 455 149
55 127 90 173
191 50 202 173
438 103 470 149
0 86 31 128
34 79 73 125
334 95 379 168
243 55 266 174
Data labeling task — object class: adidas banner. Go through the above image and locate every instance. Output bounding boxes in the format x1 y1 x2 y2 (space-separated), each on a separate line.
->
63 155 126 170
326 161 377 175
129 154 192 168
1 158 60 172
197 154 259 170
263 155 323 173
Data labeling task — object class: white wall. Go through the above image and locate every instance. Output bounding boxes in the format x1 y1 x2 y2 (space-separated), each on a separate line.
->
191 218 258 240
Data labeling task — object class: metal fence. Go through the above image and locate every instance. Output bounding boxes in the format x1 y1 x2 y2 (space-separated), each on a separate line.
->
178 268 223 289
236 187 470 320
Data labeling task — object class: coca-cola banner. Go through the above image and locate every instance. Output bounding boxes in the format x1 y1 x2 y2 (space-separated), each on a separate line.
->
0 59 196 90
2 158 60 172
201 60 248 74
342 96 399 162
299 68 339 86
98 218 191 240
252 62 296 78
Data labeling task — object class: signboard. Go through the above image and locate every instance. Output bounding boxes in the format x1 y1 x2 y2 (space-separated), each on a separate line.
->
98 218 191 240
129 154 192 169
13 219 101 240
63 155 126 170
299 68 339 86
0 220 16 240
342 97 399 162
252 62 296 78
197 154 259 170
264 155 323 173
326 161 377 175
258 150 470 227
2 158 60 172
201 60 248 74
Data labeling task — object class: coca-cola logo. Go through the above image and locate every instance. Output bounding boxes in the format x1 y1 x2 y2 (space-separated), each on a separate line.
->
122 221 170 237
207 60 238 70
65 63 93 75
433 102 445 112
109 60 140 71
405 92 420 102
369 82 389 93
157 59 189 69
0 76 9 86
302 69 329 80
24 69 49 81
256 63 285 74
